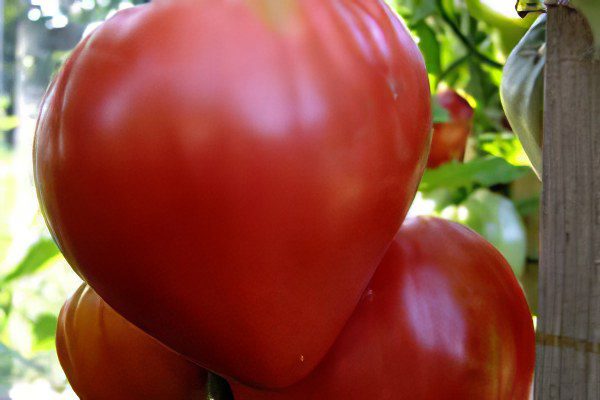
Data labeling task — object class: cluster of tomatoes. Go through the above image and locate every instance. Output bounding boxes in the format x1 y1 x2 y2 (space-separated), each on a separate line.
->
34 0 535 399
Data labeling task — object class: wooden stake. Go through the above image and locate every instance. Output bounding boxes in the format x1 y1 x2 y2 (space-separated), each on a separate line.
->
536 5 600 399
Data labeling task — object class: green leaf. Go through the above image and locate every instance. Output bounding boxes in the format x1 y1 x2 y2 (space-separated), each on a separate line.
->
2 238 60 284
413 21 442 76
479 132 531 166
571 0 600 52
0 116 19 132
466 59 498 109
0 293 11 333
411 0 438 22
514 196 540 217
0 342 15 386
419 156 530 191
440 0 456 16
0 342 46 373
0 290 12 317
0 151 17 262
32 313 58 351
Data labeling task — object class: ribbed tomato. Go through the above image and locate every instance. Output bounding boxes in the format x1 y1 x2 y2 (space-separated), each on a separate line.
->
231 217 535 399
57 285 207 400
34 0 431 388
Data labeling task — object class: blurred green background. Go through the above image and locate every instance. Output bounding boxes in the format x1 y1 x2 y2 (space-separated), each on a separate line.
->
0 1 541 398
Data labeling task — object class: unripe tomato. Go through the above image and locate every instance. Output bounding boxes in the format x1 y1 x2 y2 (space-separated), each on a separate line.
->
57 284 207 400
34 0 431 388
501 14 546 179
231 217 535 400
441 188 527 277
427 90 474 169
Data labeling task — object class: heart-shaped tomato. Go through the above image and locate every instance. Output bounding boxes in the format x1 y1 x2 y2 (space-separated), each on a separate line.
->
34 0 430 388
231 217 535 399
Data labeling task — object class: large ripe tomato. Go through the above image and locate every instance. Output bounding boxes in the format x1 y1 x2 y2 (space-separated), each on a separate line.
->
231 217 535 400
34 0 431 388
57 284 207 400
427 90 474 169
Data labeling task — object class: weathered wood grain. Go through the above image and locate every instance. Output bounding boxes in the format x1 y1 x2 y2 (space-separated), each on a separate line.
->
536 6 600 400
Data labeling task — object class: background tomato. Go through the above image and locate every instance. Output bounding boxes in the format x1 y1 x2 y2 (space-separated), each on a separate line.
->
230 217 535 400
427 90 474 169
33 0 431 388
501 14 546 179
441 188 527 277
56 284 207 400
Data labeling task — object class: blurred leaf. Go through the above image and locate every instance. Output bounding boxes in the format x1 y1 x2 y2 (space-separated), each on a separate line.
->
0 290 11 338
2 238 60 284
0 116 19 132
467 60 497 108
466 62 487 106
0 342 46 373
0 151 17 262
479 132 531 166
0 346 14 387
419 156 530 191
0 96 11 110
32 314 58 351
440 0 456 16
0 291 12 318
514 196 540 217
413 21 442 76
411 0 437 22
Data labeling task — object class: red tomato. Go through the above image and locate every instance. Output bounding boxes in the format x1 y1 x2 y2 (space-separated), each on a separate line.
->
56 284 207 400
231 217 535 400
427 90 474 168
34 0 431 388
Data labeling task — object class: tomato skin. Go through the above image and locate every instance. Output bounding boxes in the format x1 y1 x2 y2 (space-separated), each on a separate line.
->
56 284 207 400
427 90 474 169
231 217 535 400
34 0 431 388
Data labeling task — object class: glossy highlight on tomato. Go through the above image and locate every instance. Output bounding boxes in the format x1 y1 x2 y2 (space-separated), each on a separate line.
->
34 0 431 388
231 217 535 400
57 284 207 400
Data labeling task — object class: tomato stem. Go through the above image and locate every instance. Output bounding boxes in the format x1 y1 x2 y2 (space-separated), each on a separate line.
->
436 0 504 69
207 373 234 400
436 54 469 89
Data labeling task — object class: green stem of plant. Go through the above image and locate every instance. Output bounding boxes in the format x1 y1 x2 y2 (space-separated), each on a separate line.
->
435 0 504 70
436 54 469 88
206 372 234 400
